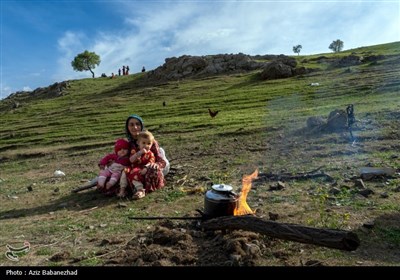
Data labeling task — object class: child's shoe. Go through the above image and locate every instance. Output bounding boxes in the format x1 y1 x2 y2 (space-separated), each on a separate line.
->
132 189 145 200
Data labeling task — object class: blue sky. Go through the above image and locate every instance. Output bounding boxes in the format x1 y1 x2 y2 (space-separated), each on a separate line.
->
1 0 399 99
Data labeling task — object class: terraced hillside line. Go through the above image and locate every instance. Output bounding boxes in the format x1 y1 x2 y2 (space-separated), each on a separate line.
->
0 42 399 266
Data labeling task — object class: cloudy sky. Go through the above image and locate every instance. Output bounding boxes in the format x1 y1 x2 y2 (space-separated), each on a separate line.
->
1 0 399 99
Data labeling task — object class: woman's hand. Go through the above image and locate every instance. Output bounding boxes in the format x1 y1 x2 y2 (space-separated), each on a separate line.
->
147 162 159 170
140 167 148 175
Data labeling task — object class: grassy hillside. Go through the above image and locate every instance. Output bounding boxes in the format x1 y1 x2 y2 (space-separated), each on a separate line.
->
0 42 399 266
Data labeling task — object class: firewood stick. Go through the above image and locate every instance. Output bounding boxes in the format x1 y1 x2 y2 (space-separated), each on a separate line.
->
202 215 360 251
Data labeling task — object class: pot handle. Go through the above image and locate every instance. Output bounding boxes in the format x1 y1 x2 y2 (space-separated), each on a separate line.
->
228 191 238 198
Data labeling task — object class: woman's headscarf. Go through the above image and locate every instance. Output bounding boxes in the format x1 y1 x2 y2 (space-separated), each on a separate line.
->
125 114 144 142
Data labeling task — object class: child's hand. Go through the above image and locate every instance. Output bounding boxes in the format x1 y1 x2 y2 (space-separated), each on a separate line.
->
131 149 146 162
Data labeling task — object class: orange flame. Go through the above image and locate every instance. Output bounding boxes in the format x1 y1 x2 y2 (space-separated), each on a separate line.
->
233 169 258 216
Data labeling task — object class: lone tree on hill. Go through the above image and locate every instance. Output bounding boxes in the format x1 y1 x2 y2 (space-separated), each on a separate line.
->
293 45 302 56
71 50 101 78
329 39 344 53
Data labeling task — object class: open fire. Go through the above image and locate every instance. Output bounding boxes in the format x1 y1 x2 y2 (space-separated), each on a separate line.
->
234 169 258 216
203 169 259 218
129 169 260 220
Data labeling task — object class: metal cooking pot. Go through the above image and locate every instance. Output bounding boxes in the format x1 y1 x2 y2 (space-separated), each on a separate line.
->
204 184 238 218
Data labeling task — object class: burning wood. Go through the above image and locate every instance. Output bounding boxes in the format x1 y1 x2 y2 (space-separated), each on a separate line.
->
201 215 360 251
234 169 258 216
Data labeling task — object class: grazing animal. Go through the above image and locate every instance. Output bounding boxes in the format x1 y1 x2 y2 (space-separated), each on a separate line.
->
208 108 219 118
163 101 166 107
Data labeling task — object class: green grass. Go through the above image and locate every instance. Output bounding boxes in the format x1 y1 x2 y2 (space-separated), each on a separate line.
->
0 41 399 266
377 228 400 245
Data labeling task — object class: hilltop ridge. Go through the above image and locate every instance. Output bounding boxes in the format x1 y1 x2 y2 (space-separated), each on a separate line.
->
2 41 399 113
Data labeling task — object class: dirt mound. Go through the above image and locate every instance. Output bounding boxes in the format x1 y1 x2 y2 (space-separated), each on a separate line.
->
103 220 266 266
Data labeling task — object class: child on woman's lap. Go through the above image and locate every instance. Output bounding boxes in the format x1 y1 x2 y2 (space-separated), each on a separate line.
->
118 130 155 199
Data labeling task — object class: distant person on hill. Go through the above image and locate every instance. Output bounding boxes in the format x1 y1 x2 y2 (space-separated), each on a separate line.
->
141 66 146 73
126 65 130 75
111 73 115 79
117 114 170 198
122 65 126 76
118 69 121 76
118 130 156 199
97 139 130 196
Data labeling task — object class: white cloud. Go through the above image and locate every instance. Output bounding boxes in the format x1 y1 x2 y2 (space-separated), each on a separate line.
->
55 31 88 81
1 86 12 99
58 31 86 54
46 1 400 89
49 1 399 81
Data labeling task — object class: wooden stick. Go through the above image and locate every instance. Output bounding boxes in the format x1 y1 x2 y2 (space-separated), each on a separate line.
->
201 215 360 251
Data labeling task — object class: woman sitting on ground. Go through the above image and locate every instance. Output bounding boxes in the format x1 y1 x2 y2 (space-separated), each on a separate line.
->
117 114 167 198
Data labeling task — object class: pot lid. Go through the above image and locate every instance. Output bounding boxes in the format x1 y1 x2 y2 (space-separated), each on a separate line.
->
212 184 233 192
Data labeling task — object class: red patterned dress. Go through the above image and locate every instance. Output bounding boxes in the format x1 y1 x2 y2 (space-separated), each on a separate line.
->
126 139 166 193
129 150 155 185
